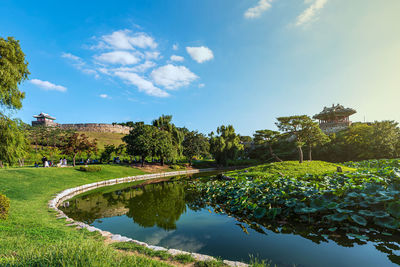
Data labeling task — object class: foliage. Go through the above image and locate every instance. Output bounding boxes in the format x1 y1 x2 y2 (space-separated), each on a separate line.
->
276 115 314 163
301 120 330 161
253 129 282 162
0 36 29 110
0 115 29 167
315 121 400 162
123 124 157 166
183 131 210 165
101 144 117 163
209 125 244 166
0 193 10 220
192 160 400 245
154 130 175 166
79 166 102 172
61 132 98 166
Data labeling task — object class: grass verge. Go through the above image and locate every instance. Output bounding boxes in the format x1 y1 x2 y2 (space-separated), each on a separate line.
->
0 165 173 266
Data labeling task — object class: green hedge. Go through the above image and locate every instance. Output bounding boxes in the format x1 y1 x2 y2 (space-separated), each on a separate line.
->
0 194 10 220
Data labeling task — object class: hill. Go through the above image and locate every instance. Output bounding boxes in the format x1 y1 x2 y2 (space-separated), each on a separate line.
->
81 131 126 149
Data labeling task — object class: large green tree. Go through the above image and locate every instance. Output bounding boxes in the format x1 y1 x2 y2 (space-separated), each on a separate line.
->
61 133 98 166
209 125 243 166
0 37 29 110
0 116 29 167
301 120 330 161
182 131 209 165
154 130 175 166
123 124 157 167
276 115 314 163
152 115 184 159
253 129 283 162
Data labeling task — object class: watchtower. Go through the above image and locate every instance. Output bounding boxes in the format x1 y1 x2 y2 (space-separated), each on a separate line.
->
32 112 57 127
313 104 356 133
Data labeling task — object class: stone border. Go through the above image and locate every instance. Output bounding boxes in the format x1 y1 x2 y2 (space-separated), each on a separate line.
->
48 168 248 267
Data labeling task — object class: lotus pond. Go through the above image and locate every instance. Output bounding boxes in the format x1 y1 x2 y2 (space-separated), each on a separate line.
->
61 160 400 266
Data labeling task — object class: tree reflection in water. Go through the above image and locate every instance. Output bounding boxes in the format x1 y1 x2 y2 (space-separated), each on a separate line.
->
61 178 400 265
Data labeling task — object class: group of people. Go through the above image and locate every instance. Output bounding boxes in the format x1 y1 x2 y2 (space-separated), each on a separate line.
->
34 156 68 168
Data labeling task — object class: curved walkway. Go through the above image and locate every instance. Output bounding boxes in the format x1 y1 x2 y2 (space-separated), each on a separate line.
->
48 168 248 267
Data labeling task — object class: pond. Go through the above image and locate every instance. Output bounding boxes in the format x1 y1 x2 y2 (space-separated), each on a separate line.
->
61 174 400 267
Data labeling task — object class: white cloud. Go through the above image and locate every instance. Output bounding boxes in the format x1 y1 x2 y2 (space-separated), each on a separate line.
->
172 44 179 50
62 52 99 78
151 64 198 90
94 51 141 65
170 55 184 62
145 51 161 60
99 30 158 50
296 0 328 26
114 71 169 97
186 46 214 63
30 79 67 92
244 0 273 19
198 83 205 88
99 94 110 99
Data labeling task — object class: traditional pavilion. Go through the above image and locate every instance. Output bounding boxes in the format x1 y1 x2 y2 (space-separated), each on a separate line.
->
32 112 57 127
313 104 356 133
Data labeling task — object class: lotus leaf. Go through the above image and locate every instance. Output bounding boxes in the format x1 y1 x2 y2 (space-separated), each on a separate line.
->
374 217 399 230
253 207 267 219
373 211 390 218
350 214 367 226
335 208 353 214
329 213 348 222
358 210 374 217
299 207 317 213
387 202 400 219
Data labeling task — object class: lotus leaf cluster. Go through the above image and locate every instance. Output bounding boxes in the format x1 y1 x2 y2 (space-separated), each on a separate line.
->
191 160 400 241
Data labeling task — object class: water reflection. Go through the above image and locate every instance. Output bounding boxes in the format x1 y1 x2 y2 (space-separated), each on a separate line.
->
61 177 400 266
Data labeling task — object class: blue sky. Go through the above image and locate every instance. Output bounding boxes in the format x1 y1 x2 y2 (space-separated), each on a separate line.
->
1 0 400 136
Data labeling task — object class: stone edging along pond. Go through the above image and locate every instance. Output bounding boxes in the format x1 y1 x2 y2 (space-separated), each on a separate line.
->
48 168 248 267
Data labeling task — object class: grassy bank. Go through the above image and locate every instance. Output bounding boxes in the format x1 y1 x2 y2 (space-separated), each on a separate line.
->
0 165 174 266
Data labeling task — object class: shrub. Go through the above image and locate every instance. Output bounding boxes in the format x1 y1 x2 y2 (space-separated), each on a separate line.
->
79 166 102 172
0 194 10 220
169 164 184 170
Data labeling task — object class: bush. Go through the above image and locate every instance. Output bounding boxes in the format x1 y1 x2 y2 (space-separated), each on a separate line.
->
0 194 10 220
169 164 184 170
79 166 102 172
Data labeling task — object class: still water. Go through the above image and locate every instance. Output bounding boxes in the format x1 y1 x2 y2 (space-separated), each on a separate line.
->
61 175 400 267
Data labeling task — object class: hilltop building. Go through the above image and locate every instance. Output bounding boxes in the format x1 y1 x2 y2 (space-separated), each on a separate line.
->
31 112 131 134
32 112 57 127
313 104 356 134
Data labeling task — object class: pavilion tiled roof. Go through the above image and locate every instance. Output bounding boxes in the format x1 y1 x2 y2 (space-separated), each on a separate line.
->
313 104 356 120
33 112 56 120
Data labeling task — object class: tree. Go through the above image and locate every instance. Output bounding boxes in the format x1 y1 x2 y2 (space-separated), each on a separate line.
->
276 115 314 163
209 125 243 166
152 115 184 159
100 144 116 163
154 130 175 166
370 121 400 159
253 130 283 162
301 121 330 161
0 116 29 167
123 124 156 167
61 133 97 166
0 37 30 110
183 131 210 165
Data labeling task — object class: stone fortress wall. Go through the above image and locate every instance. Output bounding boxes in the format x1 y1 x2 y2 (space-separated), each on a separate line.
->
58 123 131 134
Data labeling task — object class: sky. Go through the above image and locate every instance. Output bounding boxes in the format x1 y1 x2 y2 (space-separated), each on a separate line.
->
1 0 400 136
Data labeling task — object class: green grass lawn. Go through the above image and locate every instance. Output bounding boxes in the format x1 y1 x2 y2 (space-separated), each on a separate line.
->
82 131 126 149
0 165 173 266
228 160 355 179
